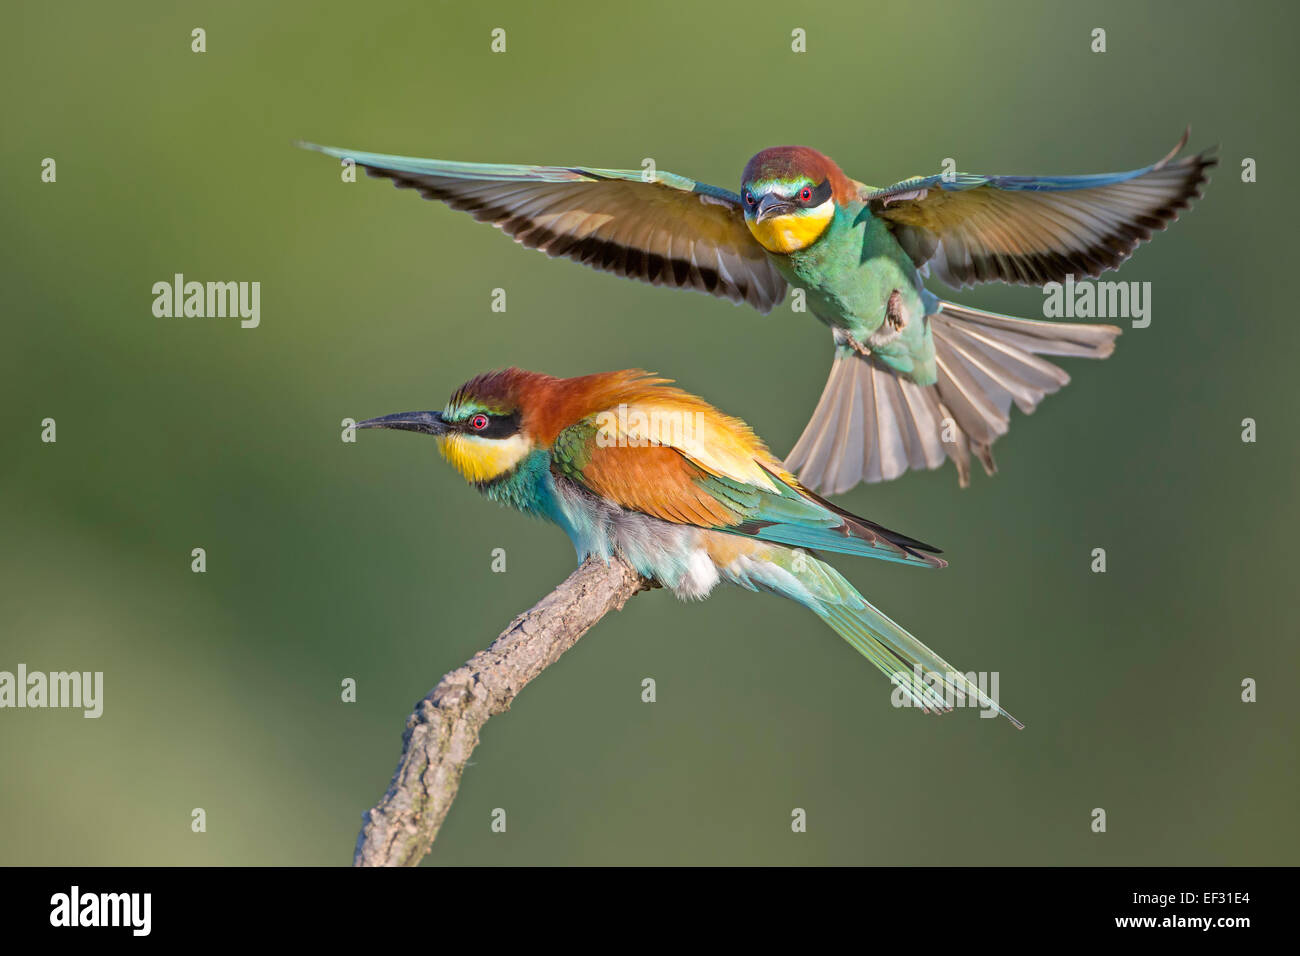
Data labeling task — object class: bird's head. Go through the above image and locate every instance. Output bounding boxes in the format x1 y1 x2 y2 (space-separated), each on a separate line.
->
358 367 678 487
740 146 850 254
357 369 535 486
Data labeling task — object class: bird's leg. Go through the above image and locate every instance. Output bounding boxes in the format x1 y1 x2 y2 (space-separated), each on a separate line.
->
884 289 906 331
834 327 874 357
853 290 908 355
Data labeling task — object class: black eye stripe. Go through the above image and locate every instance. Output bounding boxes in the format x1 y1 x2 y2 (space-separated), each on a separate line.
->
455 411 520 439
801 179 832 206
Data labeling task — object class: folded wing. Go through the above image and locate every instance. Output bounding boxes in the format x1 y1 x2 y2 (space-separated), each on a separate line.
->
549 392 944 568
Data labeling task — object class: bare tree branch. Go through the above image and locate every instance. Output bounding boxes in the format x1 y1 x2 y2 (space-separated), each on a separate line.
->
353 555 650 867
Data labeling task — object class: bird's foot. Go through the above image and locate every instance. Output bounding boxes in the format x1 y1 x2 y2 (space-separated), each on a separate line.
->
842 332 873 357
885 289 906 331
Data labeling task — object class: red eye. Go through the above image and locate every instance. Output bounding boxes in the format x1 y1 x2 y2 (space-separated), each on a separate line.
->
799 186 813 202
470 414 489 431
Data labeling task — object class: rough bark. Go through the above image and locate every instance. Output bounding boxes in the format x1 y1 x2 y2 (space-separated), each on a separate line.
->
353 555 650 866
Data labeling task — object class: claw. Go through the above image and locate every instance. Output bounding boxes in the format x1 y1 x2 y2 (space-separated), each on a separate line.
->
885 289 906 331
844 332 873 357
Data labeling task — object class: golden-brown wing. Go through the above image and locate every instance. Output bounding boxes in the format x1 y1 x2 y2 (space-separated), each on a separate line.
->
864 131 1215 288
548 389 943 566
301 144 787 312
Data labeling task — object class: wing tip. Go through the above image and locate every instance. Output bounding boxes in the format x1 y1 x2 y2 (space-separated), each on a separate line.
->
1153 126 1192 169
296 140 343 157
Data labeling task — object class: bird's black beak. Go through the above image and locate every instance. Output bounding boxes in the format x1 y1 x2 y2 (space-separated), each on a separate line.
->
753 192 794 223
356 410 447 436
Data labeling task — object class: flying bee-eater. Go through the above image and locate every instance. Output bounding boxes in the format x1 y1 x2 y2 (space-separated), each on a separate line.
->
303 132 1213 493
357 367 1021 727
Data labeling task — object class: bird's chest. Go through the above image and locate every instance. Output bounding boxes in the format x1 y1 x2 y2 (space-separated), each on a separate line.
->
776 206 922 335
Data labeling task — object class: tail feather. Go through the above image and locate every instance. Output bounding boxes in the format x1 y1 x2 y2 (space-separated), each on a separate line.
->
786 351 941 493
784 302 1120 492
723 545 1021 726
895 375 949 472
807 559 1022 727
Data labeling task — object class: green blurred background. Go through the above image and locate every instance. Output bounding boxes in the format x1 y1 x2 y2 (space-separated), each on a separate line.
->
2 0 1296 865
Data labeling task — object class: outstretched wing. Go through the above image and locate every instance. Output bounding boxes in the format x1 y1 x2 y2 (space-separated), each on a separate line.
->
549 399 943 568
300 143 787 313
863 130 1215 289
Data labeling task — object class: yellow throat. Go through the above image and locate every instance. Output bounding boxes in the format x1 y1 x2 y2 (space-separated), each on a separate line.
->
438 433 532 484
745 200 834 254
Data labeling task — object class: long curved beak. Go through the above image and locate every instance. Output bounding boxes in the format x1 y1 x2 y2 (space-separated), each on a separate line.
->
356 410 447 436
754 192 795 223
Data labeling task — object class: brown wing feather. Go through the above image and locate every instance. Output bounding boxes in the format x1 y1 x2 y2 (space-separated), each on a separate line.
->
357 164 787 312
577 443 742 528
869 135 1216 289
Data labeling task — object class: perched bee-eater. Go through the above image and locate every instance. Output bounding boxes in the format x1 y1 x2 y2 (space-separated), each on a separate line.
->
357 367 1021 727
304 132 1213 493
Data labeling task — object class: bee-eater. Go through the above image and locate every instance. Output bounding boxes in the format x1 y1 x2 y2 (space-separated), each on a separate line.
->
357 367 1021 727
303 132 1213 493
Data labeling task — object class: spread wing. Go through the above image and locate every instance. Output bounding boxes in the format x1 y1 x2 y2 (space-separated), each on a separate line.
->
300 143 787 313
549 399 943 568
863 130 1215 289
